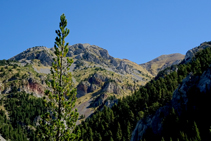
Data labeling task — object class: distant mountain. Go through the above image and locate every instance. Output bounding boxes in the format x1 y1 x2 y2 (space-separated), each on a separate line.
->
140 53 185 76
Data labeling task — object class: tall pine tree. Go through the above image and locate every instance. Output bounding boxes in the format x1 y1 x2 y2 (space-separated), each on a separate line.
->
37 14 80 141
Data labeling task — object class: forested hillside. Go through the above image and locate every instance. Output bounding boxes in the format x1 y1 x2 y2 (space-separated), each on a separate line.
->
74 42 211 141
0 92 45 140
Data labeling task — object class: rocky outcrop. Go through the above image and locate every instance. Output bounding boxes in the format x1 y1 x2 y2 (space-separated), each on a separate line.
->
102 81 122 94
104 99 118 108
9 46 54 66
1 78 45 97
23 78 45 97
82 51 101 64
131 66 211 141
91 93 108 107
9 43 148 76
76 81 91 98
76 73 108 98
183 42 211 64
77 72 135 98
0 135 6 141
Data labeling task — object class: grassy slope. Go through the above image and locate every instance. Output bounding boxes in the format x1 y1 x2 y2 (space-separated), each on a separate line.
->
140 53 185 76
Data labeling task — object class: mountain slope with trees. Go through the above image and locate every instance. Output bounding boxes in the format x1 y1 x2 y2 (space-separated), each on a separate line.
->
74 41 211 141
1 41 211 141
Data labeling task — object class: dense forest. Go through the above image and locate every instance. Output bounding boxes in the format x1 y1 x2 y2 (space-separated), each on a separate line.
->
0 92 45 140
1 44 211 140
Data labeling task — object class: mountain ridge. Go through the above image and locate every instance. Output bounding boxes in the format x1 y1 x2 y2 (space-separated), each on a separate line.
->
140 53 185 76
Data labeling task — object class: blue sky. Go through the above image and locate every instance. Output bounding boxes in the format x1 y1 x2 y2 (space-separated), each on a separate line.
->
1 0 211 64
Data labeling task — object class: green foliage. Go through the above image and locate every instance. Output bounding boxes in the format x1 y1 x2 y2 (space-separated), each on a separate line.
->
37 14 80 141
94 67 106 71
0 59 14 66
116 122 122 141
0 92 45 140
79 114 85 119
0 109 28 141
4 92 46 126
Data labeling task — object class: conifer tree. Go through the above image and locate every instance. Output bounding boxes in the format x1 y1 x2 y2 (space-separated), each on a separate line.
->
193 121 201 141
126 121 132 141
109 136 114 141
161 137 165 141
37 14 80 141
116 122 122 141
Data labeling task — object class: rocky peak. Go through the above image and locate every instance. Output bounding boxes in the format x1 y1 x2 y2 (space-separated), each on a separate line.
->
9 46 54 66
9 43 151 78
102 81 122 95
76 72 108 98
183 41 211 64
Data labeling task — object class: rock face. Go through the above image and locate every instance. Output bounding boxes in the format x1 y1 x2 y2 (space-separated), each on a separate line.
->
76 81 91 98
22 78 45 97
130 66 211 141
76 73 108 98
104 99 118 108
0 135 6 141
10 46 54 66
140 53 185 76
9 44 151 77
91 93 108 107
183 42 211 64
102 81 122 94
76 73 135 98
1 77 45 97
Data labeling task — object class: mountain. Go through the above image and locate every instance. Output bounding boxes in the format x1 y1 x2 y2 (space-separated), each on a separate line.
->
6 43 155 123
2 41 207 141
140 53 185 76
7 43 153 96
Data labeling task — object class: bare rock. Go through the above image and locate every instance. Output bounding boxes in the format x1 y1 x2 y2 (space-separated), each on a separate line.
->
104 99 118 108
9 46 54 66
99 49 110 59
76 81 91 98
102 81 122 94
91 93 108 107
183 42 211 64
75 53 83 59
0 135 6 141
